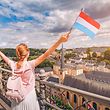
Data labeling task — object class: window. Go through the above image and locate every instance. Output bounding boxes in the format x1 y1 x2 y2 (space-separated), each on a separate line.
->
93 102 97 110
74 94 77 103
82 97 86 108
60 72 62 75
66 91 70 100
105 108 110 110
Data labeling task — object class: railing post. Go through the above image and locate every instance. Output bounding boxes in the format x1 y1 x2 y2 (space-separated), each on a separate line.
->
39 81 46 110
49 87 52 110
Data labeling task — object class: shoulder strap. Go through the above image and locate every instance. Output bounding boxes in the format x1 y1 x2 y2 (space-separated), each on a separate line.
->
11 61 27 76
22 61 34 84
11 62 16 75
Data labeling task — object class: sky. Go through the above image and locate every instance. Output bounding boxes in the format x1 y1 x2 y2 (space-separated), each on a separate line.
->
0 0 110 49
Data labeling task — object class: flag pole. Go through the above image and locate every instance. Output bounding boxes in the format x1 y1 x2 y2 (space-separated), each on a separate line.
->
68 8 84 34
61 8 84 51
63 8 85 41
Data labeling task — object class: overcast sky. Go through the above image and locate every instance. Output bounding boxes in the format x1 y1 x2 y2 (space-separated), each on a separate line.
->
0 0 110 48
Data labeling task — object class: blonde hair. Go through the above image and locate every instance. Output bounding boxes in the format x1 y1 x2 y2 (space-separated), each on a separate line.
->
16 43 29 68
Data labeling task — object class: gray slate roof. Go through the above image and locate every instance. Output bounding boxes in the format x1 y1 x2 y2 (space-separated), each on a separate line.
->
85 71 110 84
47 76 59 83
63 73 110 97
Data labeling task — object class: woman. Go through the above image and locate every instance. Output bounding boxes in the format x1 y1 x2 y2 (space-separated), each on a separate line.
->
0 32 70 110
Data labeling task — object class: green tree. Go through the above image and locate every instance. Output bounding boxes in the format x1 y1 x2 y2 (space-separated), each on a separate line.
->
92 52 97 58
37 59 54 68
64 52 76 59
0 48 16 57
104 48 110 61
86 48 92 60
103 48 110 64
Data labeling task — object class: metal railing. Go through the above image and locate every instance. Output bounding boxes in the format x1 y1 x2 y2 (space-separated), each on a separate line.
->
36 79 110 110
0 67 110 110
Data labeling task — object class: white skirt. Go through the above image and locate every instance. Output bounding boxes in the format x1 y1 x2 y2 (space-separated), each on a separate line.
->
11 89 40 110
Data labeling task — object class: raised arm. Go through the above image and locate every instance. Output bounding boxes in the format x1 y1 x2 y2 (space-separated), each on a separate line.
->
0 51 11 65
34 32 71 67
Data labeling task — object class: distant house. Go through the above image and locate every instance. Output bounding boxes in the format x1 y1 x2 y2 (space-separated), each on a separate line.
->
74 57 82 64
79 52 88 58
96 62 106 72
65 64 83 76
53 63 83 84
69 57 82 64
84 63 95 71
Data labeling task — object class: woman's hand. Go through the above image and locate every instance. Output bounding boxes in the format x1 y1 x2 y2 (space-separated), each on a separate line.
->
60 32 71 43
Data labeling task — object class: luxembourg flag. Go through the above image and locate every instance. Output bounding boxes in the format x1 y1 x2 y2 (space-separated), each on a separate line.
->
73 10 101 38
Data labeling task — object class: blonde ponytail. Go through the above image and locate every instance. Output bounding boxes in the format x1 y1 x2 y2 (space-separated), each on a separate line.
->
16 43 29 69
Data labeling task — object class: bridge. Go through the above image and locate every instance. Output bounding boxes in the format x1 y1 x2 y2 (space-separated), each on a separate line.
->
0 67 110 110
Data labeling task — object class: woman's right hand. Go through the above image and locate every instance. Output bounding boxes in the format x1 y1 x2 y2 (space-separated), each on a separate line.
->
59 32 71 43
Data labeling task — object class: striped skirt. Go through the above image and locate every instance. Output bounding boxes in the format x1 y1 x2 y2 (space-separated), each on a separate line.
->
11 89 40 110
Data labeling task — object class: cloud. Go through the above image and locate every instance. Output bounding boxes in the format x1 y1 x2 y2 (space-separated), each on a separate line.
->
85 0 110 19
0 0 109 48
43 10 75 33
0 42 7 47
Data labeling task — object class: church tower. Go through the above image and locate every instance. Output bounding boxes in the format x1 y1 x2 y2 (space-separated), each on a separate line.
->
59 44 67 84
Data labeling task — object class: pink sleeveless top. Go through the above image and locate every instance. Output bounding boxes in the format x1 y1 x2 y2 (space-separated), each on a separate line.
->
8 59 36 94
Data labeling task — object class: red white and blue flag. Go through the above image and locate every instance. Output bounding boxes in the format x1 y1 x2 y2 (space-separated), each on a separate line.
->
73 10 101 38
